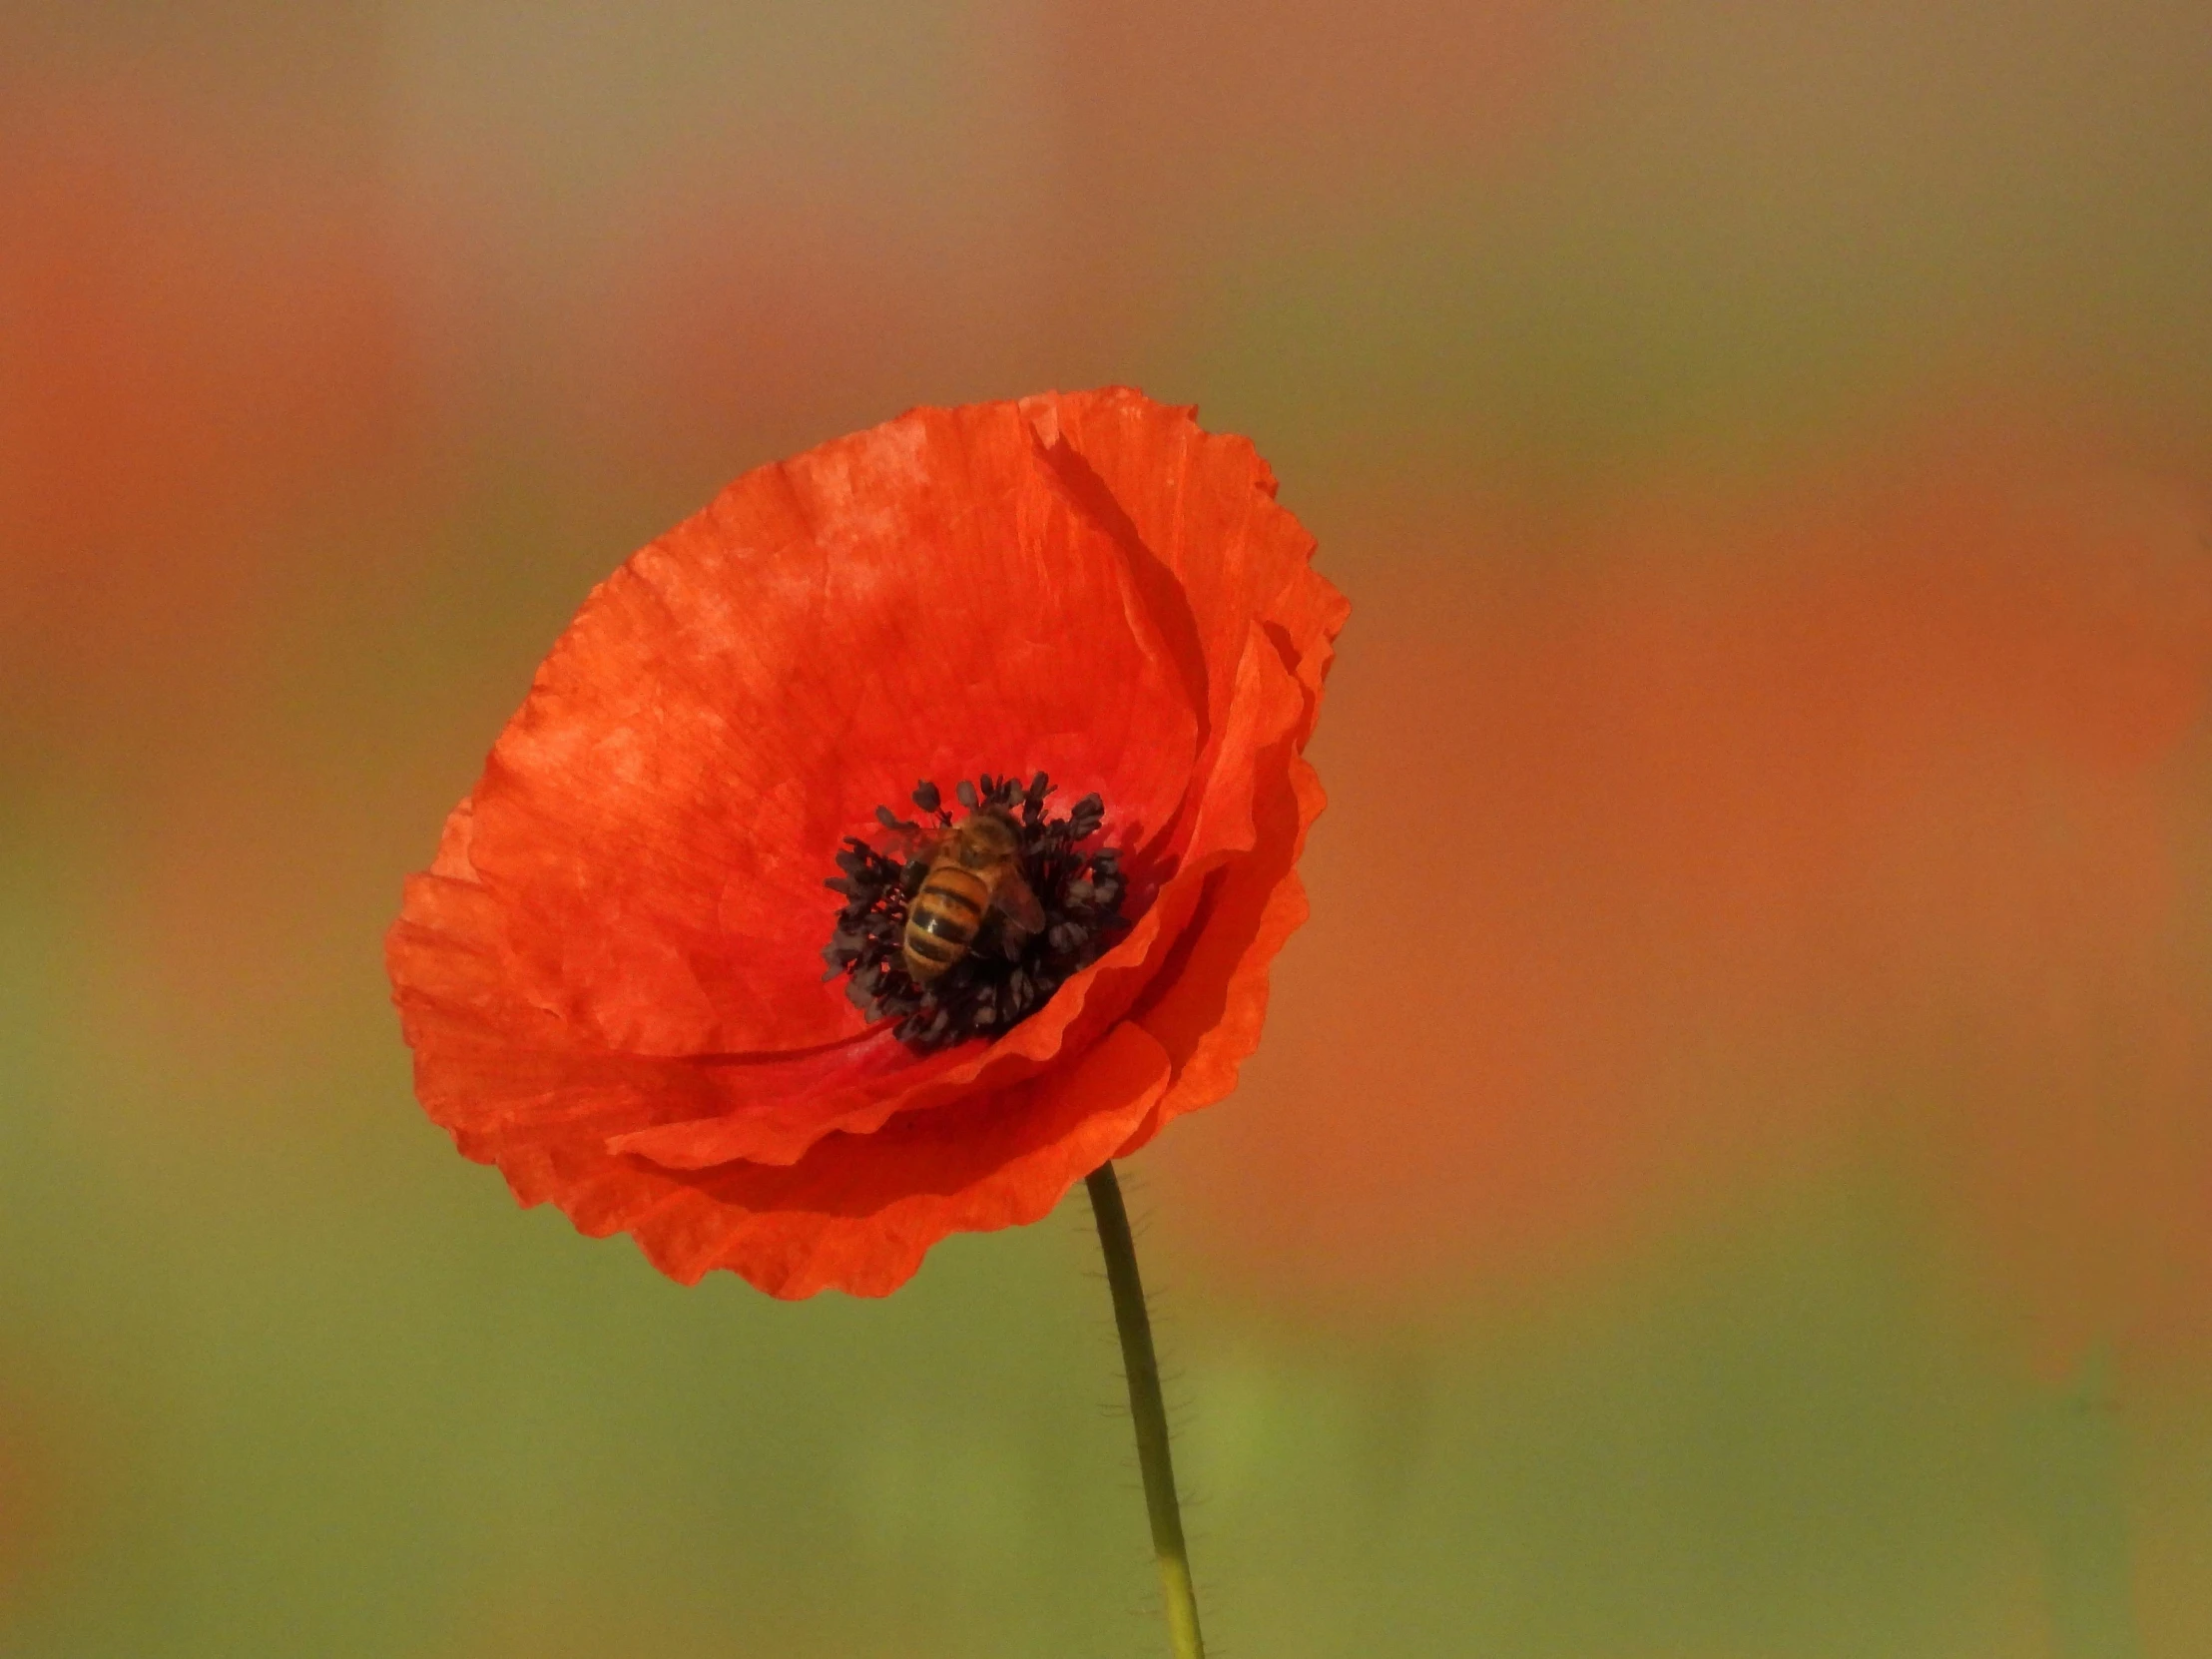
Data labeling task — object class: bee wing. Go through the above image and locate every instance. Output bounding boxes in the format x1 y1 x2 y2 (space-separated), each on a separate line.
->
992 867 1046 935
880 824 949 861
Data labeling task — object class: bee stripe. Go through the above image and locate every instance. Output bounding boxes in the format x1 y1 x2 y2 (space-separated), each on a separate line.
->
905 931 960 966
911 905 976 943
918 881 984 917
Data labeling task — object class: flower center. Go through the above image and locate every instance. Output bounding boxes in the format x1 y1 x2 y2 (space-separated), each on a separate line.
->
822 772 1131 1050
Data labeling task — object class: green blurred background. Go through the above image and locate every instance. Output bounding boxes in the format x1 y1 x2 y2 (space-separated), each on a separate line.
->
5 3 2210 1654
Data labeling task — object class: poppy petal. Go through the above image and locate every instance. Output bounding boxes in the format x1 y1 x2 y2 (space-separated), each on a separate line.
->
1119 761 1327 1156
486 1020 1172 1298
457 399 1201 1059
596 500 1334 1171
1030 387 1348 774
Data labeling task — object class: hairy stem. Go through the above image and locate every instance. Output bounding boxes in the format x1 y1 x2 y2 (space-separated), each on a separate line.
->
1085 1162 1206 1659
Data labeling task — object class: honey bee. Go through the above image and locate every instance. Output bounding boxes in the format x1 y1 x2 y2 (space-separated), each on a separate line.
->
899 809 1045 984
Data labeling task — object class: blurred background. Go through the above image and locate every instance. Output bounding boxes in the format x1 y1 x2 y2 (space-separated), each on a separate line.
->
4 2 2209 1654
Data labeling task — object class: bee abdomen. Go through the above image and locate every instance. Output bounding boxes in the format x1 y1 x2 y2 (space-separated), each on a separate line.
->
903 867 988 979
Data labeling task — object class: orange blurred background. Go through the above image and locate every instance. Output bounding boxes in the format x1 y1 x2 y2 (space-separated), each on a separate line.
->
5 3 2209 1655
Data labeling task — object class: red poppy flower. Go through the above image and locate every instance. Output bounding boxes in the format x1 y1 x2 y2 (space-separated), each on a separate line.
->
386 388 1347 1298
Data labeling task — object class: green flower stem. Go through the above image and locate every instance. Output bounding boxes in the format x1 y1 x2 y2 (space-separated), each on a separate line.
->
1085 1162 1207 1659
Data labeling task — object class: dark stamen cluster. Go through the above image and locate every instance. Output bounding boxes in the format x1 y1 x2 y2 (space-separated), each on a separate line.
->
823 772 1129 1051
